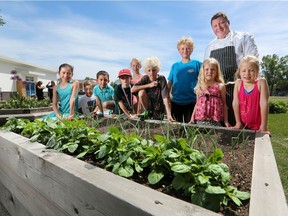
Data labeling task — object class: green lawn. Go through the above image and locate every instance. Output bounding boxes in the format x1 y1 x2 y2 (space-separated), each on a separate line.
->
269 96 288 103
268 96 288 202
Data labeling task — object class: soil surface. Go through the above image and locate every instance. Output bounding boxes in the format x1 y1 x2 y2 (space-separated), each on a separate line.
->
85 119 255 216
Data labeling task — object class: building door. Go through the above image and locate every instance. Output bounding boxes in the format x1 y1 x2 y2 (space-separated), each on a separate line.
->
25 76 35 97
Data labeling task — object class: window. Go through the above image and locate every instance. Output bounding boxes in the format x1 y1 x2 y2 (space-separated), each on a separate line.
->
25 76 34 82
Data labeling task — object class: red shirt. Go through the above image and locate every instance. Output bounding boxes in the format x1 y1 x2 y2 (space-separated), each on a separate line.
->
238 80 261 130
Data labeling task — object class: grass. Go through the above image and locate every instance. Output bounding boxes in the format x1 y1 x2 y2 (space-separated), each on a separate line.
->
268 96 288 202
269 96 288 103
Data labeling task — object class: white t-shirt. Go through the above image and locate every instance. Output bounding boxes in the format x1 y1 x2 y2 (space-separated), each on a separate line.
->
204 31 259 66
78 95 97 115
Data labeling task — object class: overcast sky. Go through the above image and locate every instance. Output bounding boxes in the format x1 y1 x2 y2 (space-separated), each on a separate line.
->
0 1 287 81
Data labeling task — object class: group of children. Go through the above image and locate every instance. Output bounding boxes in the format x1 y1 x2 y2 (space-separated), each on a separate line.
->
46 37 270 135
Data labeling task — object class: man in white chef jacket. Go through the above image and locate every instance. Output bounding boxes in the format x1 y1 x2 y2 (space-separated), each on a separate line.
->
204 11 259 126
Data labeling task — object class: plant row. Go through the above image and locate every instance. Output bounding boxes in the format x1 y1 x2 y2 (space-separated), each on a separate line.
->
1 117 249 212
269 100 288 113
0 93 51 109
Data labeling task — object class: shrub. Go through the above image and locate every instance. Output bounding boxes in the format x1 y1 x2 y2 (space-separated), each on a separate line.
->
269 101 288 114
0 93 51 109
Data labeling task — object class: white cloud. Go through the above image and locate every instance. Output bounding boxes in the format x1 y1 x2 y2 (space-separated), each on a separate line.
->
1 5 180 80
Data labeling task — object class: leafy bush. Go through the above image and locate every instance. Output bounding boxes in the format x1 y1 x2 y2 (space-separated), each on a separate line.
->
269 101 288 113
0 93 51 109
1 117 250 212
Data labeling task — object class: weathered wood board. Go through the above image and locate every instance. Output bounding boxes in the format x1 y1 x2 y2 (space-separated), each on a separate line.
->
0 130 219 216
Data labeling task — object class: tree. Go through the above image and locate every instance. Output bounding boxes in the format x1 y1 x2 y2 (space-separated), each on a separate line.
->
109 81 116 89
0 11 5 26
84 77 95 81
110 79 120 89
261 54 288 96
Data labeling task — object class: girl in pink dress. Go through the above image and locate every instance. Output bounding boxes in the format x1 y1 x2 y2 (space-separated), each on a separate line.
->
190 58 230 127
232 55 270 134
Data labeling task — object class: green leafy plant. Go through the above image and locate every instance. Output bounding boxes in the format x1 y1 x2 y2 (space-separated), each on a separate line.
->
141 134 174 184
0 93 51 109
269 100 288 113
1 117 30 134
95 127 144 177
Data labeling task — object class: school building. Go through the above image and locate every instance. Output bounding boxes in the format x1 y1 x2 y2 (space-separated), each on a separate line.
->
0 55 57 100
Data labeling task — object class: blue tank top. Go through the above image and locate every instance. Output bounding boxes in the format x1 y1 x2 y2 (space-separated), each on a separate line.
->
57 81 78 116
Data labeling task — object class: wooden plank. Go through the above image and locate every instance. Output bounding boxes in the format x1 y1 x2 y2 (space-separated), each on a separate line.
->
0 145 70 216
0 131 219 216
0 177 31 216
249 133 288 216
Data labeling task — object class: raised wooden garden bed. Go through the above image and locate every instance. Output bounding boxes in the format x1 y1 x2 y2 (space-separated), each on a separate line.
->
0 107 52 126
0 119 287 216
0 107 52 115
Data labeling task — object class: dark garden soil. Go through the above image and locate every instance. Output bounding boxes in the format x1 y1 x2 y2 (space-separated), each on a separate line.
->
84 119 255 216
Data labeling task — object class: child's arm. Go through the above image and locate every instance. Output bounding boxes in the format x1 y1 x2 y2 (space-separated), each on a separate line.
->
258 78 270 134
91 102 99 116
131 81 158 93
52 84 62 119
232 80 243 129
97 96 103 113
220 84 230 127
92 96 104 116
68 80 79 120
118 101 137 119
167 80 173 104
163 97 174 122
167 80 173 95
167 80 172 91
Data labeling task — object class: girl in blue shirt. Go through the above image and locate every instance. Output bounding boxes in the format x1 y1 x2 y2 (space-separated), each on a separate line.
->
45 63 79 120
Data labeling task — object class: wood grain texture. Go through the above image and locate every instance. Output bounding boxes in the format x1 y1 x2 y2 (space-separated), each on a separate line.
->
249 133 288 216
0 131 219 216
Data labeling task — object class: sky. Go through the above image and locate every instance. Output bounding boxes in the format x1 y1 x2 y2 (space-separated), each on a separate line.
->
0 1 288 82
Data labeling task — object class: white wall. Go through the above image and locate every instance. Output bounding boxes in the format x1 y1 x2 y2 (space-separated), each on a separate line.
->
0 63 15 92
0 58 57 94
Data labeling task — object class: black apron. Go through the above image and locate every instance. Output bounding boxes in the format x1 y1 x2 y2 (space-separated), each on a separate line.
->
210 44 237 126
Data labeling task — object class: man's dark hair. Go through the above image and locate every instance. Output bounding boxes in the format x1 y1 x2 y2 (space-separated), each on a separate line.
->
211 12 229 25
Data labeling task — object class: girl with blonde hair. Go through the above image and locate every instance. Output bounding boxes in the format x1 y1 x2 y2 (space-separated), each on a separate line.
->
232 55 270 134
190 58 229 127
